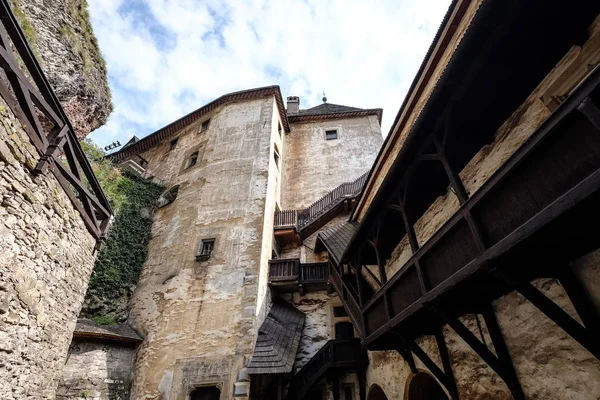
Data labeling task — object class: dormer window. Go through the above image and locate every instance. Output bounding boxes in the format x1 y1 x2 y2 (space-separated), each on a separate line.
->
325 130 338 140
186 151 199 169
196 238 215 261
201 119 210 132
168 138 178 151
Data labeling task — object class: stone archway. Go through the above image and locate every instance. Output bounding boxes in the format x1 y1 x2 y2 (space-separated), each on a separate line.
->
367 384 388 400
405 372 449 400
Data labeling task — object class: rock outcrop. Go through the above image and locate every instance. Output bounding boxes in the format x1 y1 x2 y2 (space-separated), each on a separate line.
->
10 0 112 138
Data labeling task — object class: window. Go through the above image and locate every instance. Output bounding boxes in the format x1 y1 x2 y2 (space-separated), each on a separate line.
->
201 119 210 132
186 151 199 169
197 239 215 261
278 122 282 138
325 129 338 140
168 138 178 151
190 386 220 400
157 185 180 208
344 386 354 400
273 144 280 169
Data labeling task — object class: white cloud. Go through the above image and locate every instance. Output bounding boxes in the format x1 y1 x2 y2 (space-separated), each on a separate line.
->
87 0 451 148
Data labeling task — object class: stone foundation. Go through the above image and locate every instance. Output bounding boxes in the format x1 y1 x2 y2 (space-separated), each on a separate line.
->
0 101 97 399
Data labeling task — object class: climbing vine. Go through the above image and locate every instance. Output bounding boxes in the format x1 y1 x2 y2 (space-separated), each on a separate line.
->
81 139 164 323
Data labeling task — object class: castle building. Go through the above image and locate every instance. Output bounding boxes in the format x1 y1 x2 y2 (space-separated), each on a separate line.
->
108 88 383 399
3 0 600 399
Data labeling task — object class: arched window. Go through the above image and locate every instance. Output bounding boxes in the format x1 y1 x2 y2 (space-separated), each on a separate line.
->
405 372 449 400
367 384 388 400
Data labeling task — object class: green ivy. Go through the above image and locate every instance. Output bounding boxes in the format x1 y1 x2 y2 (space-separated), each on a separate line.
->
81 140 164 318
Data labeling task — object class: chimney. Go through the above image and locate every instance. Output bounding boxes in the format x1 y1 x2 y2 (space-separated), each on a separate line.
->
286 96 300 114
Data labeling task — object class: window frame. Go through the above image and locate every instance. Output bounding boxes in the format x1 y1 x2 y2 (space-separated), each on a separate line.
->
325 129 338 140
168 137 179 151
186 151 199 170
201 119 211 132
196 238 216 261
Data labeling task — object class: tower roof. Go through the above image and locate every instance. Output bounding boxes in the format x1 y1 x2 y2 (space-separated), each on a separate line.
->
288 101 382 125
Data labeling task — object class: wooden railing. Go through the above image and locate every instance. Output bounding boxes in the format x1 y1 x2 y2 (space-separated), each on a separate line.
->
329 262 364 338
291 339 366 400
0 1 112 239
268 258 299 282
268 259 329 285
274 172 368 230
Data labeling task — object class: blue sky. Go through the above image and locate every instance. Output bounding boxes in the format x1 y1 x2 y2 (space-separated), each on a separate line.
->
87 0 451 150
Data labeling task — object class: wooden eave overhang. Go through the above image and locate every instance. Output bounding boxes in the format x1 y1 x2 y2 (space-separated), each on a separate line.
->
340 0 600 266
112 85 290 161
287 108 383 125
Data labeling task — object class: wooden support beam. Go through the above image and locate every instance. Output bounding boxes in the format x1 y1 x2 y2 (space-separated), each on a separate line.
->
393 332 456 398
577 97 600 131
362 264 382 287
357 368 367 400
560 265 600 339
481 305 524 399
395 346 417 374
332 374 340 400
434 328 458 399
437 310 524 400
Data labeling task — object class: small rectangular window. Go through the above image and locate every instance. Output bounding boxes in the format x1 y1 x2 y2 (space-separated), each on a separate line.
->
344 386 353 400
325 129 338 140
278 122 282 138
201 119 210 132
196 239 215 261
168 138 178 151
274 151 280 168
186 151 199 169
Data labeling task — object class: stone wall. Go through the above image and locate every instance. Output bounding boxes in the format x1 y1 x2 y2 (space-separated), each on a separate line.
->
281 115 382 210
128 97 281 399
0 99 97 399
56 339 137 400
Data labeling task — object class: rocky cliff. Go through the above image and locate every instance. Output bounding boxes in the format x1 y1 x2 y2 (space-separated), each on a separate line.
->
11 0 112 138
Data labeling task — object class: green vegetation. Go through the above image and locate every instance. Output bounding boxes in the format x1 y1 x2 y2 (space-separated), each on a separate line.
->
63 0 112 110
82 139 164 323
92 315 117 326
11 0 37 54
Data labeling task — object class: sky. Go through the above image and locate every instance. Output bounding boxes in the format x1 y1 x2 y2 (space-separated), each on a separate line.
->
87 0 451 150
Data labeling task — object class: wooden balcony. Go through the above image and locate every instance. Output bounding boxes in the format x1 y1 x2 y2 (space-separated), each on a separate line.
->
268 259 329 294
289 339 367 400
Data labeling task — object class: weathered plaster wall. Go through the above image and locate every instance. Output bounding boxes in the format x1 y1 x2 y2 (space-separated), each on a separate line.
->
128 97 279 399
0 99 97 399
56 340 137 400
281 115 382 210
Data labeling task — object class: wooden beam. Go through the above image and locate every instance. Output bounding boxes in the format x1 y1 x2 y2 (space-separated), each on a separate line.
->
577 97 600 131
434 328 459 400
560 265 600 339
395 346 417 374
357 368 367 400
481 305 524 399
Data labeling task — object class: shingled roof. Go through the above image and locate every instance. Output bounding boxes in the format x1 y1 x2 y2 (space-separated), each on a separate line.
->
288 102 382 124
73 319 143 344
315 221 359 265
247 299 305 375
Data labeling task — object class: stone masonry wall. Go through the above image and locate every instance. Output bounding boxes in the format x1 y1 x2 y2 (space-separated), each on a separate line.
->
0 98 97 399
56 340 137 400
128 97 279 400
281 115 382 210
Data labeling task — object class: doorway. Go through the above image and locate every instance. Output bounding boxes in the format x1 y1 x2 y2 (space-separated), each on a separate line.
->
406 372 449 400
190 386 220 400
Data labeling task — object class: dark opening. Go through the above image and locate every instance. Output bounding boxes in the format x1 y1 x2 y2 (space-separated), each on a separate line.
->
197 238 215 261
190 386 220 400
201 119 210 132
344 386 353 400
187 151 199 169
168 138 178 151
333 306 348 317
326 129 338 140
335 321 354 339
367 385 388 400
307 389 323 400
407 372 449 400
278 122 282 137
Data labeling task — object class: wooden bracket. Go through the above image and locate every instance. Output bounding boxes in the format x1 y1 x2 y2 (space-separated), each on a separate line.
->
493 267 600 360
435 307 525 400
392 330 459 400
577 97 600 131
